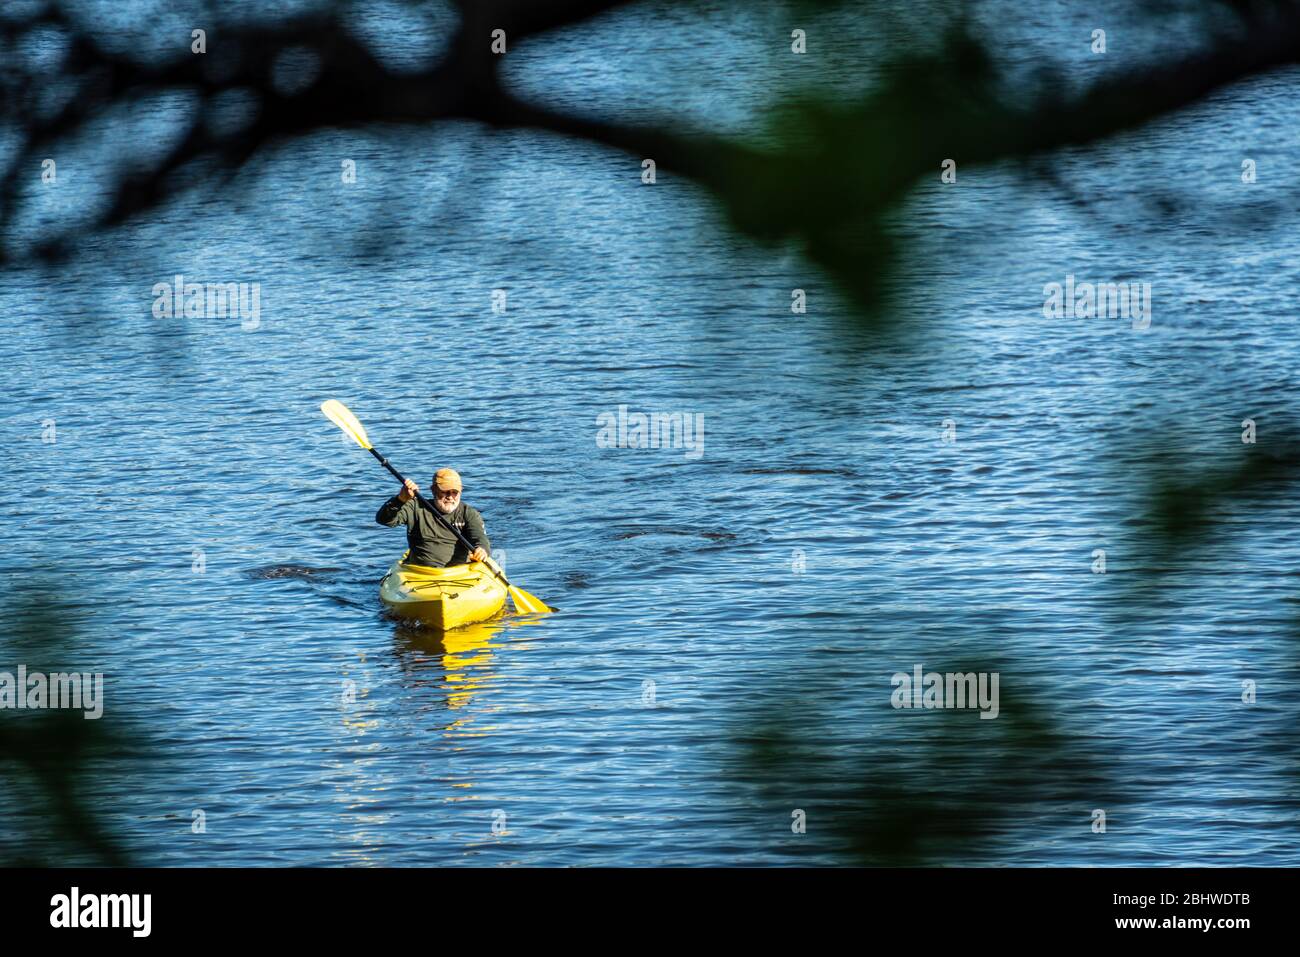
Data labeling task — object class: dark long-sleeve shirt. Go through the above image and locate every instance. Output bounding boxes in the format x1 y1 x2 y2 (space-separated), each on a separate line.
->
375 495 491 568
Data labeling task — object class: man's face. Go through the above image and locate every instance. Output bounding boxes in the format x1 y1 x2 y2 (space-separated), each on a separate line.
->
433 486 460 514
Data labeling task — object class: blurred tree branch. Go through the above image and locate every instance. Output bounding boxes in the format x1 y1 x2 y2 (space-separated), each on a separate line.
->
742 670 1114 865
0 590 137 866
3 0 1300 313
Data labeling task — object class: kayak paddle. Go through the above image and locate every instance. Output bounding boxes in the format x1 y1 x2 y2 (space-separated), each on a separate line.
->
320 399 553 615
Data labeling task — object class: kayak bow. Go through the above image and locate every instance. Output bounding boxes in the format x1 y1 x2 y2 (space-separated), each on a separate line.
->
379 559 508 629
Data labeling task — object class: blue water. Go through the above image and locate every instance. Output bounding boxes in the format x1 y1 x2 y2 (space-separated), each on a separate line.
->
2 0 1299 865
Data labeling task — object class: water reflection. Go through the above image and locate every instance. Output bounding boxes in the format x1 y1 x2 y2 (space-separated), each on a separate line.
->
390 615 548 736
338 651 381 735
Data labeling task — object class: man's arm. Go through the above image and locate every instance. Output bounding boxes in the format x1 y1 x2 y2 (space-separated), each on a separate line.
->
377 478 420 526
376 495 413 527
464 506 491 555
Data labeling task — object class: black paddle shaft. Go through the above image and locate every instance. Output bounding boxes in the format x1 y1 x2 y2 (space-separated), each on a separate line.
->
368 447 515 588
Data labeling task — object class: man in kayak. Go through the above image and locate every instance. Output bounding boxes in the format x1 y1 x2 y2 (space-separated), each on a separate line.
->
376 467 491 568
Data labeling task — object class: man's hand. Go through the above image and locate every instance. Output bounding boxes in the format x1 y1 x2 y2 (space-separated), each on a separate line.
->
398 478 419 503
468 546 488 563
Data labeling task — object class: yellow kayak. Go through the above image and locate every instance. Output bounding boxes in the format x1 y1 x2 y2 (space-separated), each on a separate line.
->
379 559 508 629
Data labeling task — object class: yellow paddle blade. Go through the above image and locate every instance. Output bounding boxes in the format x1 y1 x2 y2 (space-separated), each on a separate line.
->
481 555 552 613
321 399 372 450
508 585 553 615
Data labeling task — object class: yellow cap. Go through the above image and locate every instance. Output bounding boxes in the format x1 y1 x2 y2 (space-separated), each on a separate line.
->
433 468 463 491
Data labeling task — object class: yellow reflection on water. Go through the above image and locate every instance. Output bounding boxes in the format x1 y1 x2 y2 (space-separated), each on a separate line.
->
328 616 547 861
391 613 547 736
